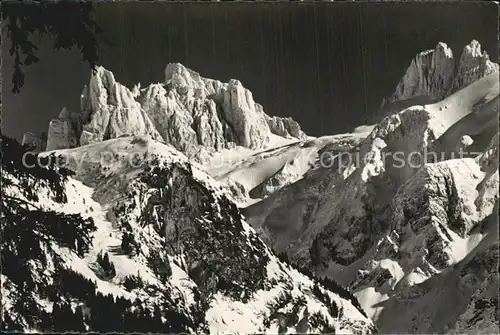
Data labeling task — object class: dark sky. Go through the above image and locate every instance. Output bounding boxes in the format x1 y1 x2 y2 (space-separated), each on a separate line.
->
2 2 498 141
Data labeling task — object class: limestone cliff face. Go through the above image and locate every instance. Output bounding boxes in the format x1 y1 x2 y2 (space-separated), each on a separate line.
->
46 63 306 162
46 107 79 151
160 63 306 149
385 40 498 106
266 116 308 140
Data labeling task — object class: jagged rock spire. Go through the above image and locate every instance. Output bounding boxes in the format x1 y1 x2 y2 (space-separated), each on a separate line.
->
46 106 79 151
47 63 306 162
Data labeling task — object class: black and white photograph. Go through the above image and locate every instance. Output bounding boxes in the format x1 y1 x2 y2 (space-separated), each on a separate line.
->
1 1 499 334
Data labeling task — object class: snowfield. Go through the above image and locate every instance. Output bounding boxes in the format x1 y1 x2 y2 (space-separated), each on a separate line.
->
3 135 375 334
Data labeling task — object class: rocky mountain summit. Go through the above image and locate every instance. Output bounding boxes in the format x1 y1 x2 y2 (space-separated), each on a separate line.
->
1 135 374 333
40 63 306 163
383 40 498 107
242 41 499 333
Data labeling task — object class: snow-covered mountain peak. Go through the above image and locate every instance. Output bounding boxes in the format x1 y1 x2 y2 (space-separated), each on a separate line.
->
436 41 454 57
2 134 376 333
384 40 498 107
451 40 499 93
38 64 307 164
164 62 222 99
463 40 484 58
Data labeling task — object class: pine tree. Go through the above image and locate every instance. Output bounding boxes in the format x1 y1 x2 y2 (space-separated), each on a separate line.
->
1 1 102 93
51 301 76 331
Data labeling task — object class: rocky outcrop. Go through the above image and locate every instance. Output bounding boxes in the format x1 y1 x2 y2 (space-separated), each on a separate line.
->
220 79 272 148
455 135 474 153
451 40 499 93
3 135 375 334
21 131 47 152
79 67 162 146
161 63 306 149
243 53 499 333
386 42 455 104
267 116 308 140
450 237 499 334
46 107 79 151
385 40 498 106
389 159 490 266
61 63 306 163
371 202 499 334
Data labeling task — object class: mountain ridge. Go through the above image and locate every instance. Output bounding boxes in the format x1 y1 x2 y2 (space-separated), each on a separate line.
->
34 63 306 165
6 39 499 334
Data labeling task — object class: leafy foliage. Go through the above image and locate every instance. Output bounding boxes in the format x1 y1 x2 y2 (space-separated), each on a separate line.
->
313 283 339 318
0 139 207 333
1 136 98 332
263 290 294 329
309 311 336 334
263 291 309 332
51 301 86 332
50 263 96 301
1 200 96 293
1 0 103 93
121 229 139 256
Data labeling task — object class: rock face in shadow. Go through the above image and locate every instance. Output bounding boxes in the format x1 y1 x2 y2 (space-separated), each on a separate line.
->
384 40 498 106
46 107 79 151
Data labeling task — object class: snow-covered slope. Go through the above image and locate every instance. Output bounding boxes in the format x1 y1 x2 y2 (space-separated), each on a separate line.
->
384 40 498 106
243 41 499 333
1 135 375 334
